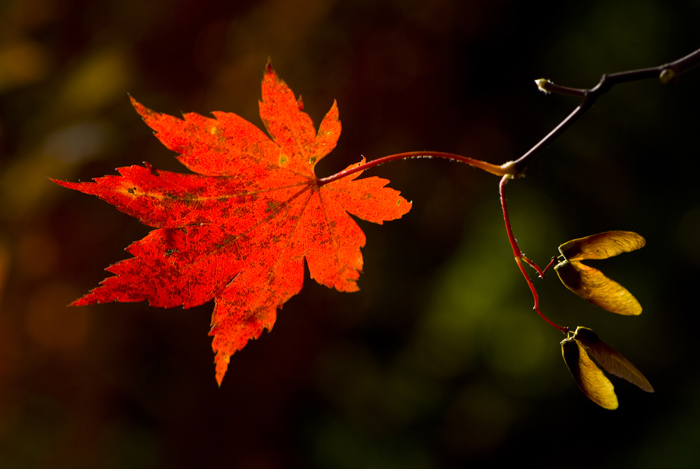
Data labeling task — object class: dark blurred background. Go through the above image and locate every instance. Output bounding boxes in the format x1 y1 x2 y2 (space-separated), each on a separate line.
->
1 0 699 467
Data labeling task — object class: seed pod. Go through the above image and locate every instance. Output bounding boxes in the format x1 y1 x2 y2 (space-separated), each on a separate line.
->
561 326 653 409
555 231 645 315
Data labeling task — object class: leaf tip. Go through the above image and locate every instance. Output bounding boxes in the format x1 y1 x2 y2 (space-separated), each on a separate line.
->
50 177 70 188
264 59 276 79
69 295 93 307
215 352 230 387
129 95 154 121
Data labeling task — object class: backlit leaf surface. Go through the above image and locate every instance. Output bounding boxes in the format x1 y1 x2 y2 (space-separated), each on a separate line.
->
53 64 411 384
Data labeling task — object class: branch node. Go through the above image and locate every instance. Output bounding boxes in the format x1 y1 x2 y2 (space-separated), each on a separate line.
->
499 160 522 178
659 67 679 84
535 78 552 94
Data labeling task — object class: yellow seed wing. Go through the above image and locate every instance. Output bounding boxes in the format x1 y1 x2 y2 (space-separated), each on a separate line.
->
558 231 645 261
561 337 618 410
556 261 642 316
574 327 654 393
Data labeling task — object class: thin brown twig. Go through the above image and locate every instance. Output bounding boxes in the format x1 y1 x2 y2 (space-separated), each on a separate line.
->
499 175 568 333
508 47 700 175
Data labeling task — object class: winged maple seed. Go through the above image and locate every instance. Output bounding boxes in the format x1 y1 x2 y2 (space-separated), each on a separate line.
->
561 326 654 410
52 63 411 385
554 231 645 315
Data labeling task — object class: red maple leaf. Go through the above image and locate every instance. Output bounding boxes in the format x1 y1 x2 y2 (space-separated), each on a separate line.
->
53 64 411 385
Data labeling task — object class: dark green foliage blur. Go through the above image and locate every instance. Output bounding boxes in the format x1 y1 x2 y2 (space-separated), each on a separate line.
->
1 0 699 467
